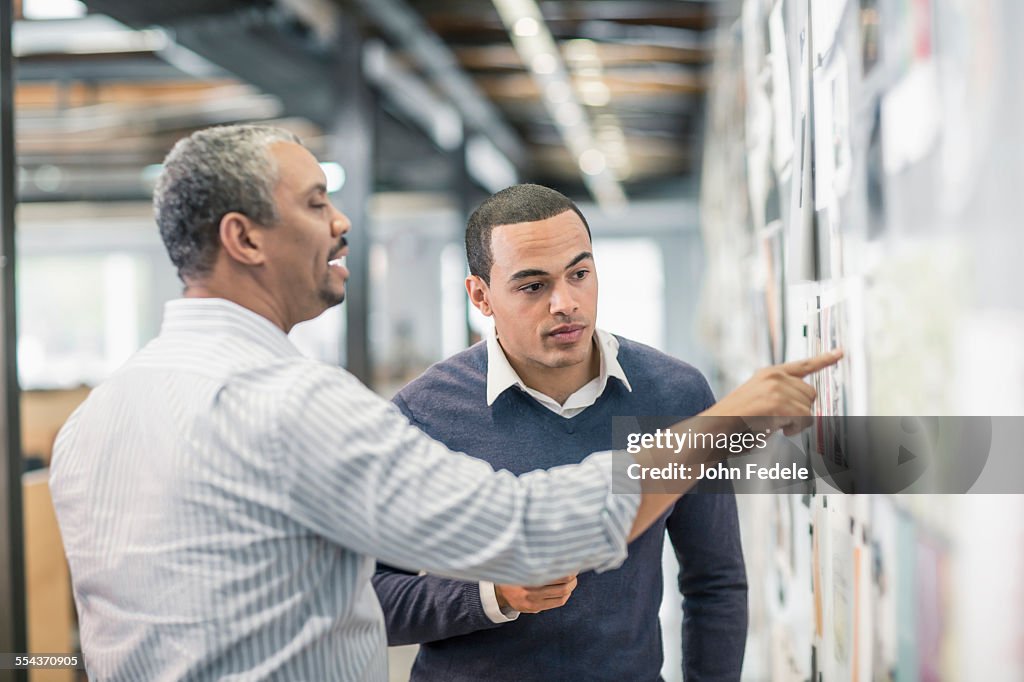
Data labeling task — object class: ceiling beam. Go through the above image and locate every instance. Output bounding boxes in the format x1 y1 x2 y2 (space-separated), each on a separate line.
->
451 42 712 70
341 0 526 167
416 0 718 35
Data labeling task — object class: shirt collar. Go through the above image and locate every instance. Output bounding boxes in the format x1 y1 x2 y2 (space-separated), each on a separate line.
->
485 327 632 407
160 297 303 359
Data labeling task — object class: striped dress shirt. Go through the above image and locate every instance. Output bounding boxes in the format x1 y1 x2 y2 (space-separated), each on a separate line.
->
49 298 640 681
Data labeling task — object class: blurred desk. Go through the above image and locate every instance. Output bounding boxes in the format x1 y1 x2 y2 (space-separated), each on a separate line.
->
23 469 74 682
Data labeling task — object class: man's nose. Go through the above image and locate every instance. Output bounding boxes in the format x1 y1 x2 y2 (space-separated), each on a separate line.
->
549 280 578 316
330 205 351 238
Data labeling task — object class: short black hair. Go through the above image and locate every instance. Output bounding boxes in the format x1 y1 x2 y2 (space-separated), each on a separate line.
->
465 183 591 285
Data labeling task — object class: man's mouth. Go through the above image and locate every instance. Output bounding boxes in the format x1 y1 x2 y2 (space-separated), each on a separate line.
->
327 248 348 275
327 239 349 269
547 324 586 344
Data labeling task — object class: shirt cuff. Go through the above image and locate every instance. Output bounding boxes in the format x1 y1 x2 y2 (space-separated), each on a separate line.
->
479 581 519 623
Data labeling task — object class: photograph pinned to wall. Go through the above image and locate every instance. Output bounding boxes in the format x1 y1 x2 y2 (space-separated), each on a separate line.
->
826 495 855 682
785 14 817 284
870 496 899 680
851 496 874 682
828 50 854 200
812 47 853 281
789 494 815 660
808 285 850 474
915 531 952 680
767 497 800 681
766 494 812 682
812 495 831 646
812 47 853 211
773 494 796 581
742 0 776 234
770 624 806 682
895 510 918 681
748 248 775 367
864 101 887 240
768 0 795 175
811 0 851 62
761 220 786 363
811 65 836 212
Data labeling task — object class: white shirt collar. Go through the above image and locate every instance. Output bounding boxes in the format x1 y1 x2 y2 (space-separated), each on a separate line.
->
485 328 632 415
161 297 302 359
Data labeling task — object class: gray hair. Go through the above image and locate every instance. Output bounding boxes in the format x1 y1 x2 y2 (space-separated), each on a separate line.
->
153 124 303 281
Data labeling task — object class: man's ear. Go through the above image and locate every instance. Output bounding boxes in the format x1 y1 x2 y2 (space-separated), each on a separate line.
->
218 211 267 266
465 275 494 317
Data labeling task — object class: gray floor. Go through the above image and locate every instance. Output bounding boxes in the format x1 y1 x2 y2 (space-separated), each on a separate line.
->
388 645 417 681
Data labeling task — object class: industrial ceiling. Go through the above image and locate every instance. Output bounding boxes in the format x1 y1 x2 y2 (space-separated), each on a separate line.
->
14 0 733 205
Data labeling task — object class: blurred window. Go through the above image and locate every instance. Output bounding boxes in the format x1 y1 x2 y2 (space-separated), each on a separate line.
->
18 253 149 389
592 238 665 351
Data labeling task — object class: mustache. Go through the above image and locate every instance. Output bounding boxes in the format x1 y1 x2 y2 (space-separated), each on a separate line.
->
329 236 348 258
544 320 587 333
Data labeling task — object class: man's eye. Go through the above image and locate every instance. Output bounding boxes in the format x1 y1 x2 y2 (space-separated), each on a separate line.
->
573 269 589 280
520 283 543 293
311 203 327 210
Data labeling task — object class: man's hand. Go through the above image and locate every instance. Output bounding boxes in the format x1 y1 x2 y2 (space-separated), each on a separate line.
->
705 350 844 435
627 350 843 542
494 575 578 614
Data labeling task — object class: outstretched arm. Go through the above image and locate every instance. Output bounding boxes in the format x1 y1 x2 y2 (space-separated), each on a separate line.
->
627 350 842 541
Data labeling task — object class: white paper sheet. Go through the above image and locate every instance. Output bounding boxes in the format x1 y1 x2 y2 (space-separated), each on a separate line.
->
881 60 941 174
769 0 795 173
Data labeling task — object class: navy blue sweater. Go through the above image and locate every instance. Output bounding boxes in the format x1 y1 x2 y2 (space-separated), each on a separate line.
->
373 337 747 681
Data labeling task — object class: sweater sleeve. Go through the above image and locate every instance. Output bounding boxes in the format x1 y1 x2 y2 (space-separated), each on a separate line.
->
664 365 748 680
667 478 748 680
372 562 508 645
369 391 515 645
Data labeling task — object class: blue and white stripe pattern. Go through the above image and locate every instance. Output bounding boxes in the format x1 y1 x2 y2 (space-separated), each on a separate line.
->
49 297 639 680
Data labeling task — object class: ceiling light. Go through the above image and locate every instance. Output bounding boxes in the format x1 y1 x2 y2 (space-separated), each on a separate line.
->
565 38 598 57
578 149 607 176
491 0 627 208
22 0 86 20
530 53 557 75
320 163 346 192
545 81 571 104
513 17 539 37
555 102 583 127
579 81 610 107
33 165 63 192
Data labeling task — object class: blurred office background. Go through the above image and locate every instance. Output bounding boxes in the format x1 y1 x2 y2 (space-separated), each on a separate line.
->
3 0 1024 680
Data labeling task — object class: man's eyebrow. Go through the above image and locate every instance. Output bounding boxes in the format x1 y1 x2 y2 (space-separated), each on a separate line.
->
508 267 549 282
565 251 593 270
507 252 593 283
306 183 328 196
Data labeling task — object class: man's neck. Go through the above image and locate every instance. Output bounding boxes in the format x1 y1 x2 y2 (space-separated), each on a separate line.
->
507 335 601 405
183 279 292 333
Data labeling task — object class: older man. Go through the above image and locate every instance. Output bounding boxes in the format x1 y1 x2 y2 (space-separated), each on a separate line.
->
49 125 838 680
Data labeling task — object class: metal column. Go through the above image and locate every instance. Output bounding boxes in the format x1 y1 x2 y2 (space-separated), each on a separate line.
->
327 20 375 386
0 0 27 678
